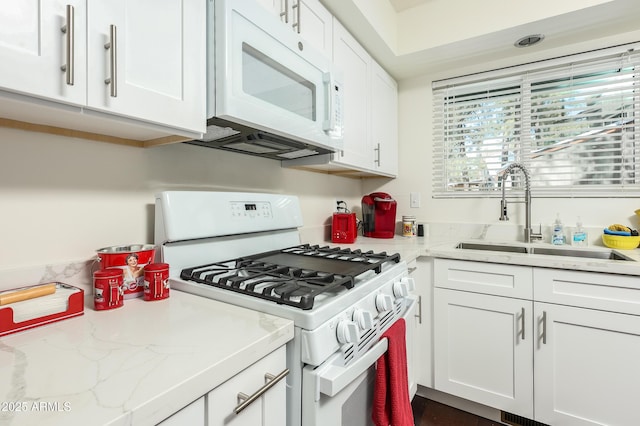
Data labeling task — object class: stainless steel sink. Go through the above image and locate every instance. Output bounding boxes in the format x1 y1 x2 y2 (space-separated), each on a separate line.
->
529 247 634 261
455 242 528 253
455 242 635 261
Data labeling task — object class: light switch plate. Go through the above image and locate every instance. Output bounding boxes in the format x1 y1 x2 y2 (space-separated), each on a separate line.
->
410 192 421 208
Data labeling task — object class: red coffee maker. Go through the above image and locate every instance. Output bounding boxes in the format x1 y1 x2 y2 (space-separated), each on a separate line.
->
361 192 397 238
331 201 357 244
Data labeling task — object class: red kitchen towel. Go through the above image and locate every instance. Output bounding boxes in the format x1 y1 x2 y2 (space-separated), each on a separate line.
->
372 318 414 426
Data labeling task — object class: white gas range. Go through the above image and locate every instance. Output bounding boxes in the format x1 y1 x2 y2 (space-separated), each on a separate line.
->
154 191 416 426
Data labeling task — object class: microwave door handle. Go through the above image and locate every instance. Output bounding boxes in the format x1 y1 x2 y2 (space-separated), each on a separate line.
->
322 72 333 132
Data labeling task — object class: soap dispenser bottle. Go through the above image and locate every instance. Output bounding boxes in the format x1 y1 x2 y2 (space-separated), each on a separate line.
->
552 214 565 245
571 217 588 247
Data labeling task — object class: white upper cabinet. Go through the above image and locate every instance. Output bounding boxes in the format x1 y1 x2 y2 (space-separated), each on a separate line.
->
256 0 332 58
87 0 205 134
0 0 205 142
283 17 399 178
331 18 372 171
371 60 398 176
0 1 87 105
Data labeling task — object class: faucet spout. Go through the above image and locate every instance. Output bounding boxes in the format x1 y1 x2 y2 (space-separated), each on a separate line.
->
497 162 542 243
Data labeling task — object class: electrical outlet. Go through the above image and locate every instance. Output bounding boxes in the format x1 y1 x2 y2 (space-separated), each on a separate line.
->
410 192 421 208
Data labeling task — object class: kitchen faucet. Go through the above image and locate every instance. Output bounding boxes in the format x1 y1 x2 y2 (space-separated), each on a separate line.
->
497 162 543 243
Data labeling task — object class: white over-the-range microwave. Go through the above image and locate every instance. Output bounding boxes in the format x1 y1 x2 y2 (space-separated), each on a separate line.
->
187 0 344 161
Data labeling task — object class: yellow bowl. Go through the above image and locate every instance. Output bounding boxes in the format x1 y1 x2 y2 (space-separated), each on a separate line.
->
602 234 640 250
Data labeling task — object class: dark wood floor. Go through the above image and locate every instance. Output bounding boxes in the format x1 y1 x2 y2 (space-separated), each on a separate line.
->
412 396 504 426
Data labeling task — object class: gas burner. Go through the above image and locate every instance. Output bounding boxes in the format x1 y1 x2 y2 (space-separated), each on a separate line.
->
180 244 400 310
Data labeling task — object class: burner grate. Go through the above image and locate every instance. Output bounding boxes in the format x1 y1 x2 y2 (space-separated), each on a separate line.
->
179 244 400 310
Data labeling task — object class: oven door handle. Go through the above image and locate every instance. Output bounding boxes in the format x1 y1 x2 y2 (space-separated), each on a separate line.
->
316 337 388 399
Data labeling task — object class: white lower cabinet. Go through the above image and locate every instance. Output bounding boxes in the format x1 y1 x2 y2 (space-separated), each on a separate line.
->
208 346 287 426
433 258 640 425
434 288 533 418
157 346 287 426
534 302 640 426
411 258 433 389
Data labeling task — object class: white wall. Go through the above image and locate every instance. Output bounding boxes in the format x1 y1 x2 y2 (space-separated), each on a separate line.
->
364 31 640 236
0 127 364 269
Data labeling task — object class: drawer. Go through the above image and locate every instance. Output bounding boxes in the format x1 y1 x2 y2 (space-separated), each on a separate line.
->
534 268 640 315
434 259 533 299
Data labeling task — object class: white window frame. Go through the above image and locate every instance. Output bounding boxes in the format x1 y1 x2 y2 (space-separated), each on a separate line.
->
432 43 640 198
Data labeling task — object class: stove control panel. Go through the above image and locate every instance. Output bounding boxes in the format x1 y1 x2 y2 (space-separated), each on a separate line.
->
230 201 272 219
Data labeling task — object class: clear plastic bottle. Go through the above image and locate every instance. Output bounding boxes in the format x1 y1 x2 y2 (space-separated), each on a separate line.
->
571 217 588 247
552 213 565 245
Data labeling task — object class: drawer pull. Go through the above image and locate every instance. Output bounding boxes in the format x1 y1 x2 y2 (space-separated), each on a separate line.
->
104 24 117 97
280 0 289 24
235 368 289 414
415 295 422 324
60 5 75 85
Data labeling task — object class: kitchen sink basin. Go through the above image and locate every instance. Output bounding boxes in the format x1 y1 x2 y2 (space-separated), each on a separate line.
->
455 242 528 253
529 247 634 261
455 242 635 261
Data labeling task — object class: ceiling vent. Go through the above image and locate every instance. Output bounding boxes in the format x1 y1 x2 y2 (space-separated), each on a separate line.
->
514 34 545 48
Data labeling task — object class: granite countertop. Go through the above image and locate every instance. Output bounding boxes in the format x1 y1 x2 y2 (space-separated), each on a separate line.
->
0 291 294 426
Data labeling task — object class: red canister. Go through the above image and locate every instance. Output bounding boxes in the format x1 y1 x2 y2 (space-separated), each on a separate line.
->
93 269 124 310
143 263 170 301
96 244 156 299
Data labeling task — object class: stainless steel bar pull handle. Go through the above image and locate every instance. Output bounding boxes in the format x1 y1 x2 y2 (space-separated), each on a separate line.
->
280 0 289 23
520 307 525 340
60 5 75 85
374 143 381 166
234 368 289 414
541 311 547 344
415 295 422 325
292 0 300 33
104 25 117 97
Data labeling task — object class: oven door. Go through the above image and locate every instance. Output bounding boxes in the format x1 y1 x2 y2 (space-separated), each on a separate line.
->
210 0 343 151
301 296 417 426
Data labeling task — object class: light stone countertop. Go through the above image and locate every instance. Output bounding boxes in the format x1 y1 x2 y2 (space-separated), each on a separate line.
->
306 222 640 276
0 291 293 426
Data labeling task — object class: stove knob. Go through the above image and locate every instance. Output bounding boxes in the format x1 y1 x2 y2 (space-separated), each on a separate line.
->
393 277 415 298
401 277 416 291
375 294 393 313
336 320 359 344
353 309 374 330
393 281 409 298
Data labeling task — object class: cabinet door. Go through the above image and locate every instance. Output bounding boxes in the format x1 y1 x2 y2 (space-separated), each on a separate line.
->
255 0 282 16
158 396 205 426
371 61 398 177
296 0 332 58
255 0 331 59
411 258 433 389
331 19 372 170
434 288 533 418
535 303 640 426
87 0 205 133
0 0 86 104
208 347 287 426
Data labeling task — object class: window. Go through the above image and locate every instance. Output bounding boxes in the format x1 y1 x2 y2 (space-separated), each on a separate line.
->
432 44 640 198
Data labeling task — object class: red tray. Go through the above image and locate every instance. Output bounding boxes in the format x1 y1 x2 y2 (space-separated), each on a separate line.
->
0 283 84 337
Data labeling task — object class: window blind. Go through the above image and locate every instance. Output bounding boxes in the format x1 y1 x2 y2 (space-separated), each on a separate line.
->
432 44 640 198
